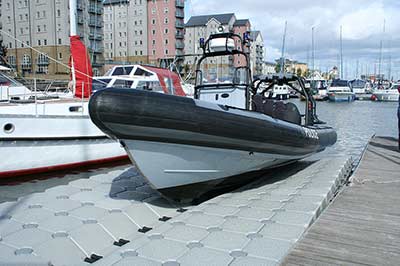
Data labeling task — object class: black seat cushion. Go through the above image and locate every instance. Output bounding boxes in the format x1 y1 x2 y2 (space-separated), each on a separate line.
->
253 96 301 125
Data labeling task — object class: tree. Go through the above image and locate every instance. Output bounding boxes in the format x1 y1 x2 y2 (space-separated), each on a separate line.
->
296 68 302 77
275 63 281 73
0 40 7 66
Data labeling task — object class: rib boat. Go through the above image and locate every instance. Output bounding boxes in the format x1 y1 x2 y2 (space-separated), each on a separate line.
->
89 32 337 201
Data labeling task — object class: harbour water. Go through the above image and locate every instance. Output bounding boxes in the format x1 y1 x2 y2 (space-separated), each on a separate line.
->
311 100 398 160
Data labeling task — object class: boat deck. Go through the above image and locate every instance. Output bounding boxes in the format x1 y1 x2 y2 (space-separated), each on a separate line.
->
282 136 400 265
0 155 352 265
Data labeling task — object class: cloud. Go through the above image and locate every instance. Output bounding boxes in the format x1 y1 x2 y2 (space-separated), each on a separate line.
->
186 0 400 79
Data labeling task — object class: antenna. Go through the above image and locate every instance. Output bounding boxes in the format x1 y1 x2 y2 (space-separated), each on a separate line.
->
280 21 287 74
356 59 359 79
340 25 343 79
388 39 392 81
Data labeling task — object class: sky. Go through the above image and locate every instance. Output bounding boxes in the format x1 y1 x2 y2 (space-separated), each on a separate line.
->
185 0 400 80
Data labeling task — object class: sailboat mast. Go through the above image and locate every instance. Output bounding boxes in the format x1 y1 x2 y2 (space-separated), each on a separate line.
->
280 21 287 74
70 0 77 36
311 27 315 75
378 19 385 81
69 0 77 92
340 25 343 80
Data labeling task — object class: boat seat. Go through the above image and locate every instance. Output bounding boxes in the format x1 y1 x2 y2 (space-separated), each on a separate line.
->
252 95 301 125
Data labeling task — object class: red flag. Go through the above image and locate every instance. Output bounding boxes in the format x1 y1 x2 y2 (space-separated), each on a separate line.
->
70 35 92 98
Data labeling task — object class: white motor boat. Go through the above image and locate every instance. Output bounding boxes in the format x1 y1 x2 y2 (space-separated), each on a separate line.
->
328 79 356 102
0 1 187 178
349 79 372 100
372 83 399 102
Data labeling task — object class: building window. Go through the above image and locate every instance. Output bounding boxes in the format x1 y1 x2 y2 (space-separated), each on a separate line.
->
164 8 168 13
8 56 16 67
164 18 168 24
164 28 168 34
165 49 168 55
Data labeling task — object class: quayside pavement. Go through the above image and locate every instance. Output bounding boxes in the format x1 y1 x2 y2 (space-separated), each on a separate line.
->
283 136 400 266
0 153 352 265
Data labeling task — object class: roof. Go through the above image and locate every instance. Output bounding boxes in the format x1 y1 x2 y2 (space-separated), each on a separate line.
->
185 13 235 27
234 19 250 27
250 30 261 40
103 0 129 5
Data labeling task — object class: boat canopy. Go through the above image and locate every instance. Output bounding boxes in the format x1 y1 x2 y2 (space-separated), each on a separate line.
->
94 65 186 96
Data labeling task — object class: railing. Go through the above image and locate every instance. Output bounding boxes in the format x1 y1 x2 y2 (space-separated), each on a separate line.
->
175 32 184 39
175 10 184 18
176 0 184 8
175 21 184 28
89 20 103 28
175 41 184 49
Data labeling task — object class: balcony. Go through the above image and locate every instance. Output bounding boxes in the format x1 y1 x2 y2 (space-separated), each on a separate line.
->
175 50 184 56
88 6 96 14
95 34 103 41
175 21 184 29
175 41 184 49
36 60 49 66
176 0 184 8
88 33 95 40
175 32 184 39
89 20 103 28
77 15 84 25
175 10 184 18
92 60 105 67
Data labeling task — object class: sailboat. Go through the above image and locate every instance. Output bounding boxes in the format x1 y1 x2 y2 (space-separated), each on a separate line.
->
89 32 337 201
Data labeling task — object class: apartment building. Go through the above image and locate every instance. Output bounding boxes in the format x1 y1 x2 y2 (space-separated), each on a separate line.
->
276 57 309 75
147 0 184 67
184 14 265 78
103 0 148 64
103 0 185 68
0 0 104 79
249 30 264 76
184 13 239 80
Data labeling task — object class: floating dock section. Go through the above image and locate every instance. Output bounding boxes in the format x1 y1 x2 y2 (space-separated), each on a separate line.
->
283 136 400 265
0 156 352 265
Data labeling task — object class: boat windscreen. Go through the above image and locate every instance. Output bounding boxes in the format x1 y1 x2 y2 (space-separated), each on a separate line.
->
0 72 23 87
92 79 111 91
111 66 134 76
198 56 248 86
331 80 349 87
